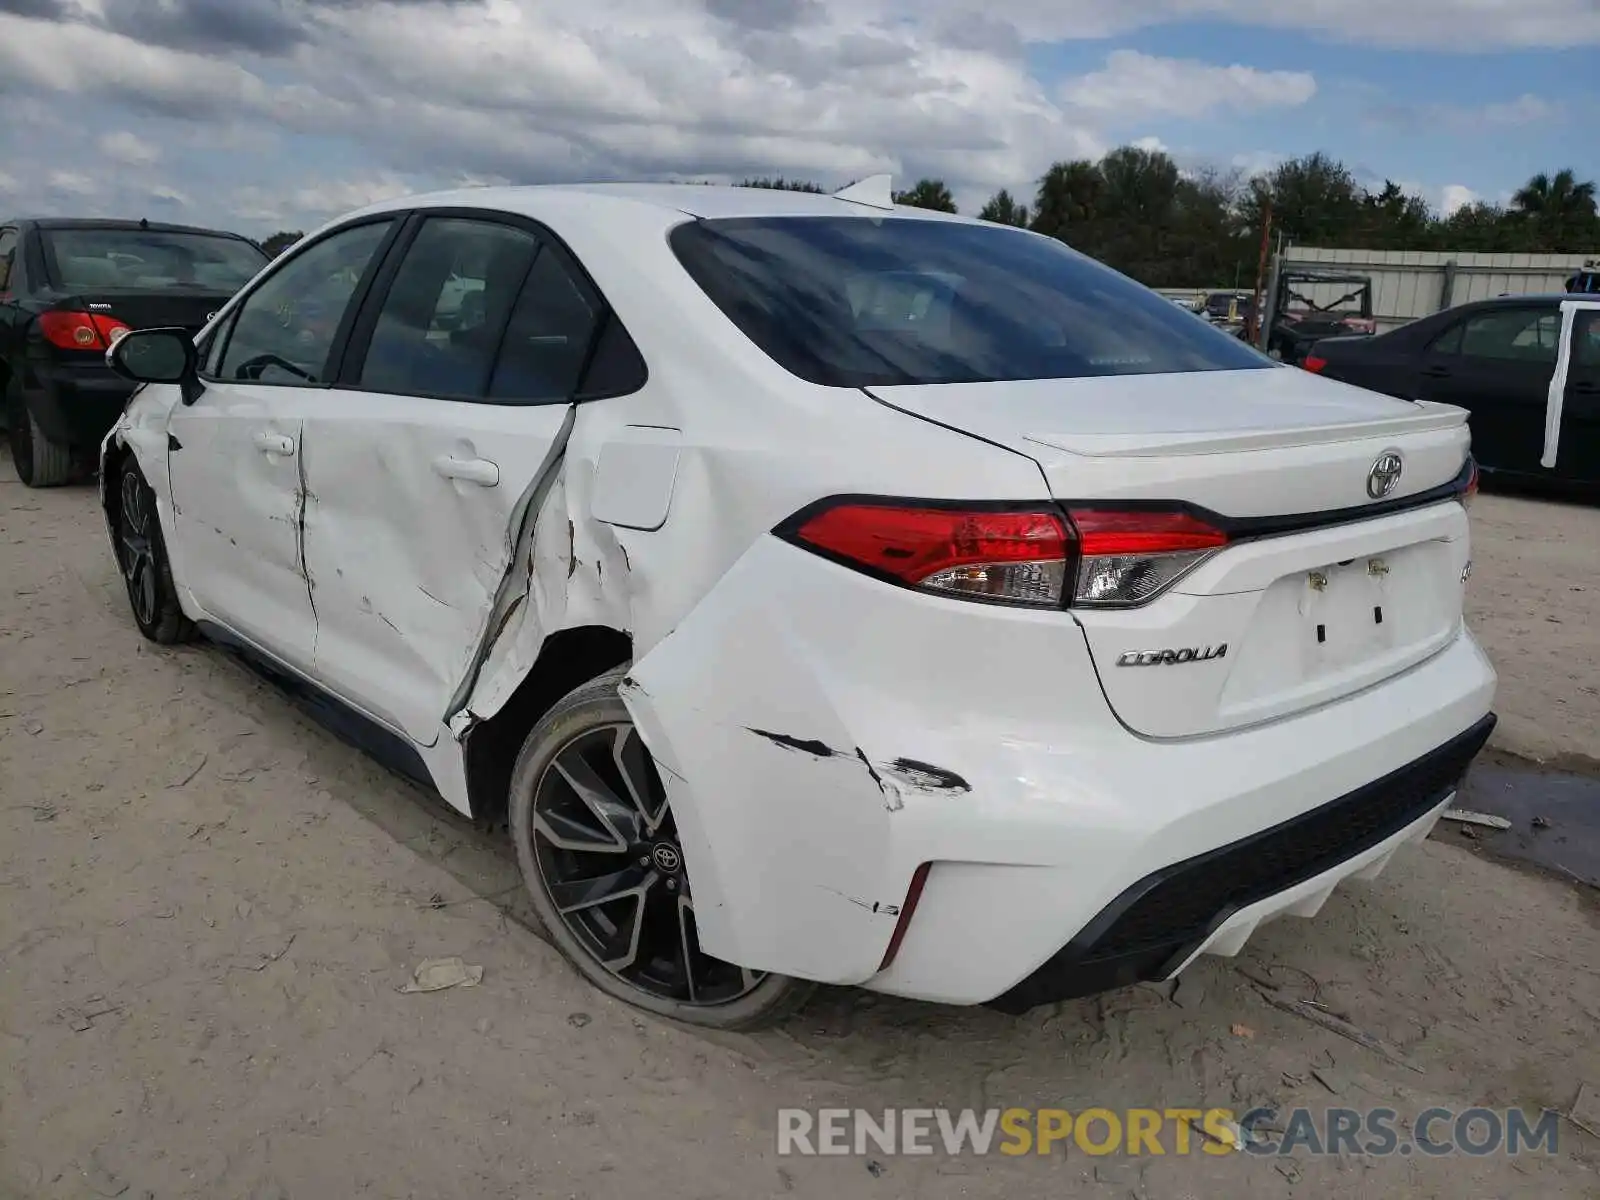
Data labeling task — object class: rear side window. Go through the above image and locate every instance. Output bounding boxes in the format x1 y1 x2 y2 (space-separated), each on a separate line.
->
1458 307 1561 365
359 218 542 399
488 246 602 403
670 217 1271 388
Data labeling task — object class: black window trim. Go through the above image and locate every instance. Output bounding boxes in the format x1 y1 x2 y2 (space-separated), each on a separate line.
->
335 205 647 407
202 213 406 388
0 226 17 295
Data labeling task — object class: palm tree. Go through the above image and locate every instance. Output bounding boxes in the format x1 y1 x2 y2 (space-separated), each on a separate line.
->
1511 169 1599 252
1512 169 1597 218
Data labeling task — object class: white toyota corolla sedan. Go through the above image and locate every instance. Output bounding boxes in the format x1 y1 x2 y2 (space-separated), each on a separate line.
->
100 178 1496 1029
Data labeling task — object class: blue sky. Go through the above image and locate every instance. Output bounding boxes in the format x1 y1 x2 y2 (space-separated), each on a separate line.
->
0 0 1595 233
1025 22 1595 208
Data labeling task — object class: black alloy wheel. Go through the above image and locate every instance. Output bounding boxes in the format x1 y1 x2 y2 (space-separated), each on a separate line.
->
529 722 767 1006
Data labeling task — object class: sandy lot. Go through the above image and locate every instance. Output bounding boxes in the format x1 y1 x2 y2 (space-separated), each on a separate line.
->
2 460 1598 1199
1464 491 1600 769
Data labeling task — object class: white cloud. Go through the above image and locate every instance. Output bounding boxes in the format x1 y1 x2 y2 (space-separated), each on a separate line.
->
99 130 161 167
1230 150 1286 178
1479 94 1561 125
46 170 97 196
1131 134 1170 153
1060 50 1317 119
0 0 1563 233
1369 91 1564 131
876 0 1600 49
1441 184 1479 216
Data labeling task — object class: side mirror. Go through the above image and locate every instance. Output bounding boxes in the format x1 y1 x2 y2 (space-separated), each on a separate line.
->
106 327 203 404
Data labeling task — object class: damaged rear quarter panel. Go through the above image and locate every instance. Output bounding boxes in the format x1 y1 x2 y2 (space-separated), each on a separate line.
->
446 196 1054 981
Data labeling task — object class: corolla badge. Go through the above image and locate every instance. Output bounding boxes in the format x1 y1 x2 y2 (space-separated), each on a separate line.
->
1367 450 1404 499
1116 644 1228 666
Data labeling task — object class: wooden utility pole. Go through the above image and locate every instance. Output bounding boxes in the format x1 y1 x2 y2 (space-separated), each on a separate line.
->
1248 199 1273 346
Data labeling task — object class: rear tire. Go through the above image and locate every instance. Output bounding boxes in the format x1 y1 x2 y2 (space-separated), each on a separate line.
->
509 667 815 1030
116 459 195 645
6 378 74 488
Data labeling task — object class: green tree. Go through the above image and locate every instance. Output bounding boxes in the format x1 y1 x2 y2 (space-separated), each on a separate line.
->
261 230 302 257
893 178 957 213
737 177 826 193
978 188 1029 227
1358 181 1434 249
1511 168 1599 251
1243 152 1364 246
1030 159 1103 240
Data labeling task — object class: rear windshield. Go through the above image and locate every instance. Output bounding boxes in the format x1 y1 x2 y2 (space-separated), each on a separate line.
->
44 228 268 293
669 217 1271 388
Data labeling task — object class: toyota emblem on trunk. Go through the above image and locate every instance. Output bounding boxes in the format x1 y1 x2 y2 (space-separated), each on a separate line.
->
1367 451 1404 499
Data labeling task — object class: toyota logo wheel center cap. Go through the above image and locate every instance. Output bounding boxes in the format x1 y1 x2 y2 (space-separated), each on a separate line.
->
650 842 682 873
1367 450 1404 499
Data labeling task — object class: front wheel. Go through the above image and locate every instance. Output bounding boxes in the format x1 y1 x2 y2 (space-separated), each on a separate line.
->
509 668 815 1029
116 459 195 644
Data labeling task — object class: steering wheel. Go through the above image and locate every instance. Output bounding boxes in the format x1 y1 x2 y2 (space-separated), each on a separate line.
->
234 352 315 382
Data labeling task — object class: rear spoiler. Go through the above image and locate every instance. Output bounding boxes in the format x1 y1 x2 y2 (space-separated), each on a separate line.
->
1024 400 1467 459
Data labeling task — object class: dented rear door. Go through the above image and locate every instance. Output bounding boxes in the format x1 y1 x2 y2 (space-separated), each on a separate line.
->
297 215 600 746
296 391 572 745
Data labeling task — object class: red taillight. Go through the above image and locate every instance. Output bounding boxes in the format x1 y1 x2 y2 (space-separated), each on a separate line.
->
1302 354 1328 374
39 311 131 351
782 499 1229 609
1463 458 1479 508
791 503 1071 606
1065 507 1229 607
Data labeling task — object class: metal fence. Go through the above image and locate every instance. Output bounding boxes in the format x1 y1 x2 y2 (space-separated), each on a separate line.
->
1156 248 1600 334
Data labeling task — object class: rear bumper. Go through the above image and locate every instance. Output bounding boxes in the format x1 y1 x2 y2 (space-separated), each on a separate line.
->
21 360 135 448
985 713 1493 1013
622 536 1497 1007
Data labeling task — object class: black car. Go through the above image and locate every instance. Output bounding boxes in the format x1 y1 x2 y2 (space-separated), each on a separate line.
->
0 218 268 486
1305 294 1600 488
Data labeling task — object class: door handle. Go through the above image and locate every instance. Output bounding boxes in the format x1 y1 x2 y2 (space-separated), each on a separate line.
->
1420 365 1451 379
251 431 295 456
432 455 499 487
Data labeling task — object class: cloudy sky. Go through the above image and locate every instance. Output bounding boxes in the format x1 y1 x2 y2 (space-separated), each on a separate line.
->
1 0 1596 236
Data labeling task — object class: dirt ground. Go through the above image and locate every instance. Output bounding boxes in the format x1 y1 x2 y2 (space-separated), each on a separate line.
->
2 459 1598 1199
1463 490 1600 770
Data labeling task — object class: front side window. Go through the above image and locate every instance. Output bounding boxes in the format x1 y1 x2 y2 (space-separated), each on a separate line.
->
1458 307 1561 365
1576 310 1600 369
43 228 267 292
669 216 1271 388
359 218 541 399
218 220 392 386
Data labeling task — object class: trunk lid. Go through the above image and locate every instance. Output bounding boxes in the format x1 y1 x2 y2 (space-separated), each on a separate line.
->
868 368 1474 738
50 289 233 339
